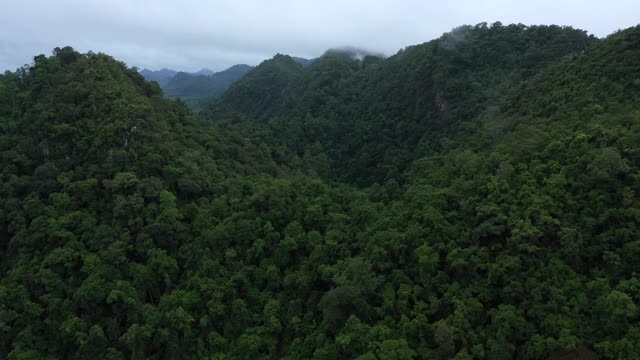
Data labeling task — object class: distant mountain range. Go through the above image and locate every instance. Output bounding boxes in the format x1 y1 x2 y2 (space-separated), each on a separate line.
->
139 53 384 111
163 65 255 109
138 68 177 86
139 65 254 109
194 68 215 76
139 57 318 110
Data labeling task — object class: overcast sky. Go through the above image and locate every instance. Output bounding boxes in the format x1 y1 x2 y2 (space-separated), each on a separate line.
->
1 0 638 72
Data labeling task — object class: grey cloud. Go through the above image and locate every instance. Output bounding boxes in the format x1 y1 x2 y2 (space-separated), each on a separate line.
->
1 0 638 72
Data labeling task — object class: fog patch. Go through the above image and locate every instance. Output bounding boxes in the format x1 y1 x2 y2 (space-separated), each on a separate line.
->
324 46 386 60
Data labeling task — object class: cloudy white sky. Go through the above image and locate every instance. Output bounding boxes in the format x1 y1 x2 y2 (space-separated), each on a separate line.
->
1 0 638 72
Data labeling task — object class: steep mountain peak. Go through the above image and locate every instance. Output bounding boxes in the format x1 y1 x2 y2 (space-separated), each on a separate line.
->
268 53 305 69
208 53 305 118
138 67 178 87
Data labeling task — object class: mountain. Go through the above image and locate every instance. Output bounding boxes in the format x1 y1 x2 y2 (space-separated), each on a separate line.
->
194 68 215 76
210 54 305 119
2 23 640 360
213 64 255 83
210 23 598 184
157 64 254 110
138 67 177 86
139 58 318 111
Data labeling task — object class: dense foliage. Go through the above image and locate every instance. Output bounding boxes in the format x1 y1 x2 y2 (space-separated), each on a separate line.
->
1 23 639 360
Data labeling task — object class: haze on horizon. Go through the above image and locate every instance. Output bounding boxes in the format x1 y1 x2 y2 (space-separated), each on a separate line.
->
1 0 638 73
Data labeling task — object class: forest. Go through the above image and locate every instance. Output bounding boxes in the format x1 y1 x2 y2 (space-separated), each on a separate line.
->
1 22 639 359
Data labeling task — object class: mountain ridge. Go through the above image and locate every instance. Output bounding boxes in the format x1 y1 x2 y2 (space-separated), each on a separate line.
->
209 23 599 185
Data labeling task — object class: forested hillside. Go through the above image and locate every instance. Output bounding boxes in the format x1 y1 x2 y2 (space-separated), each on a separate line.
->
1 23 639 360
209 23 598 185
